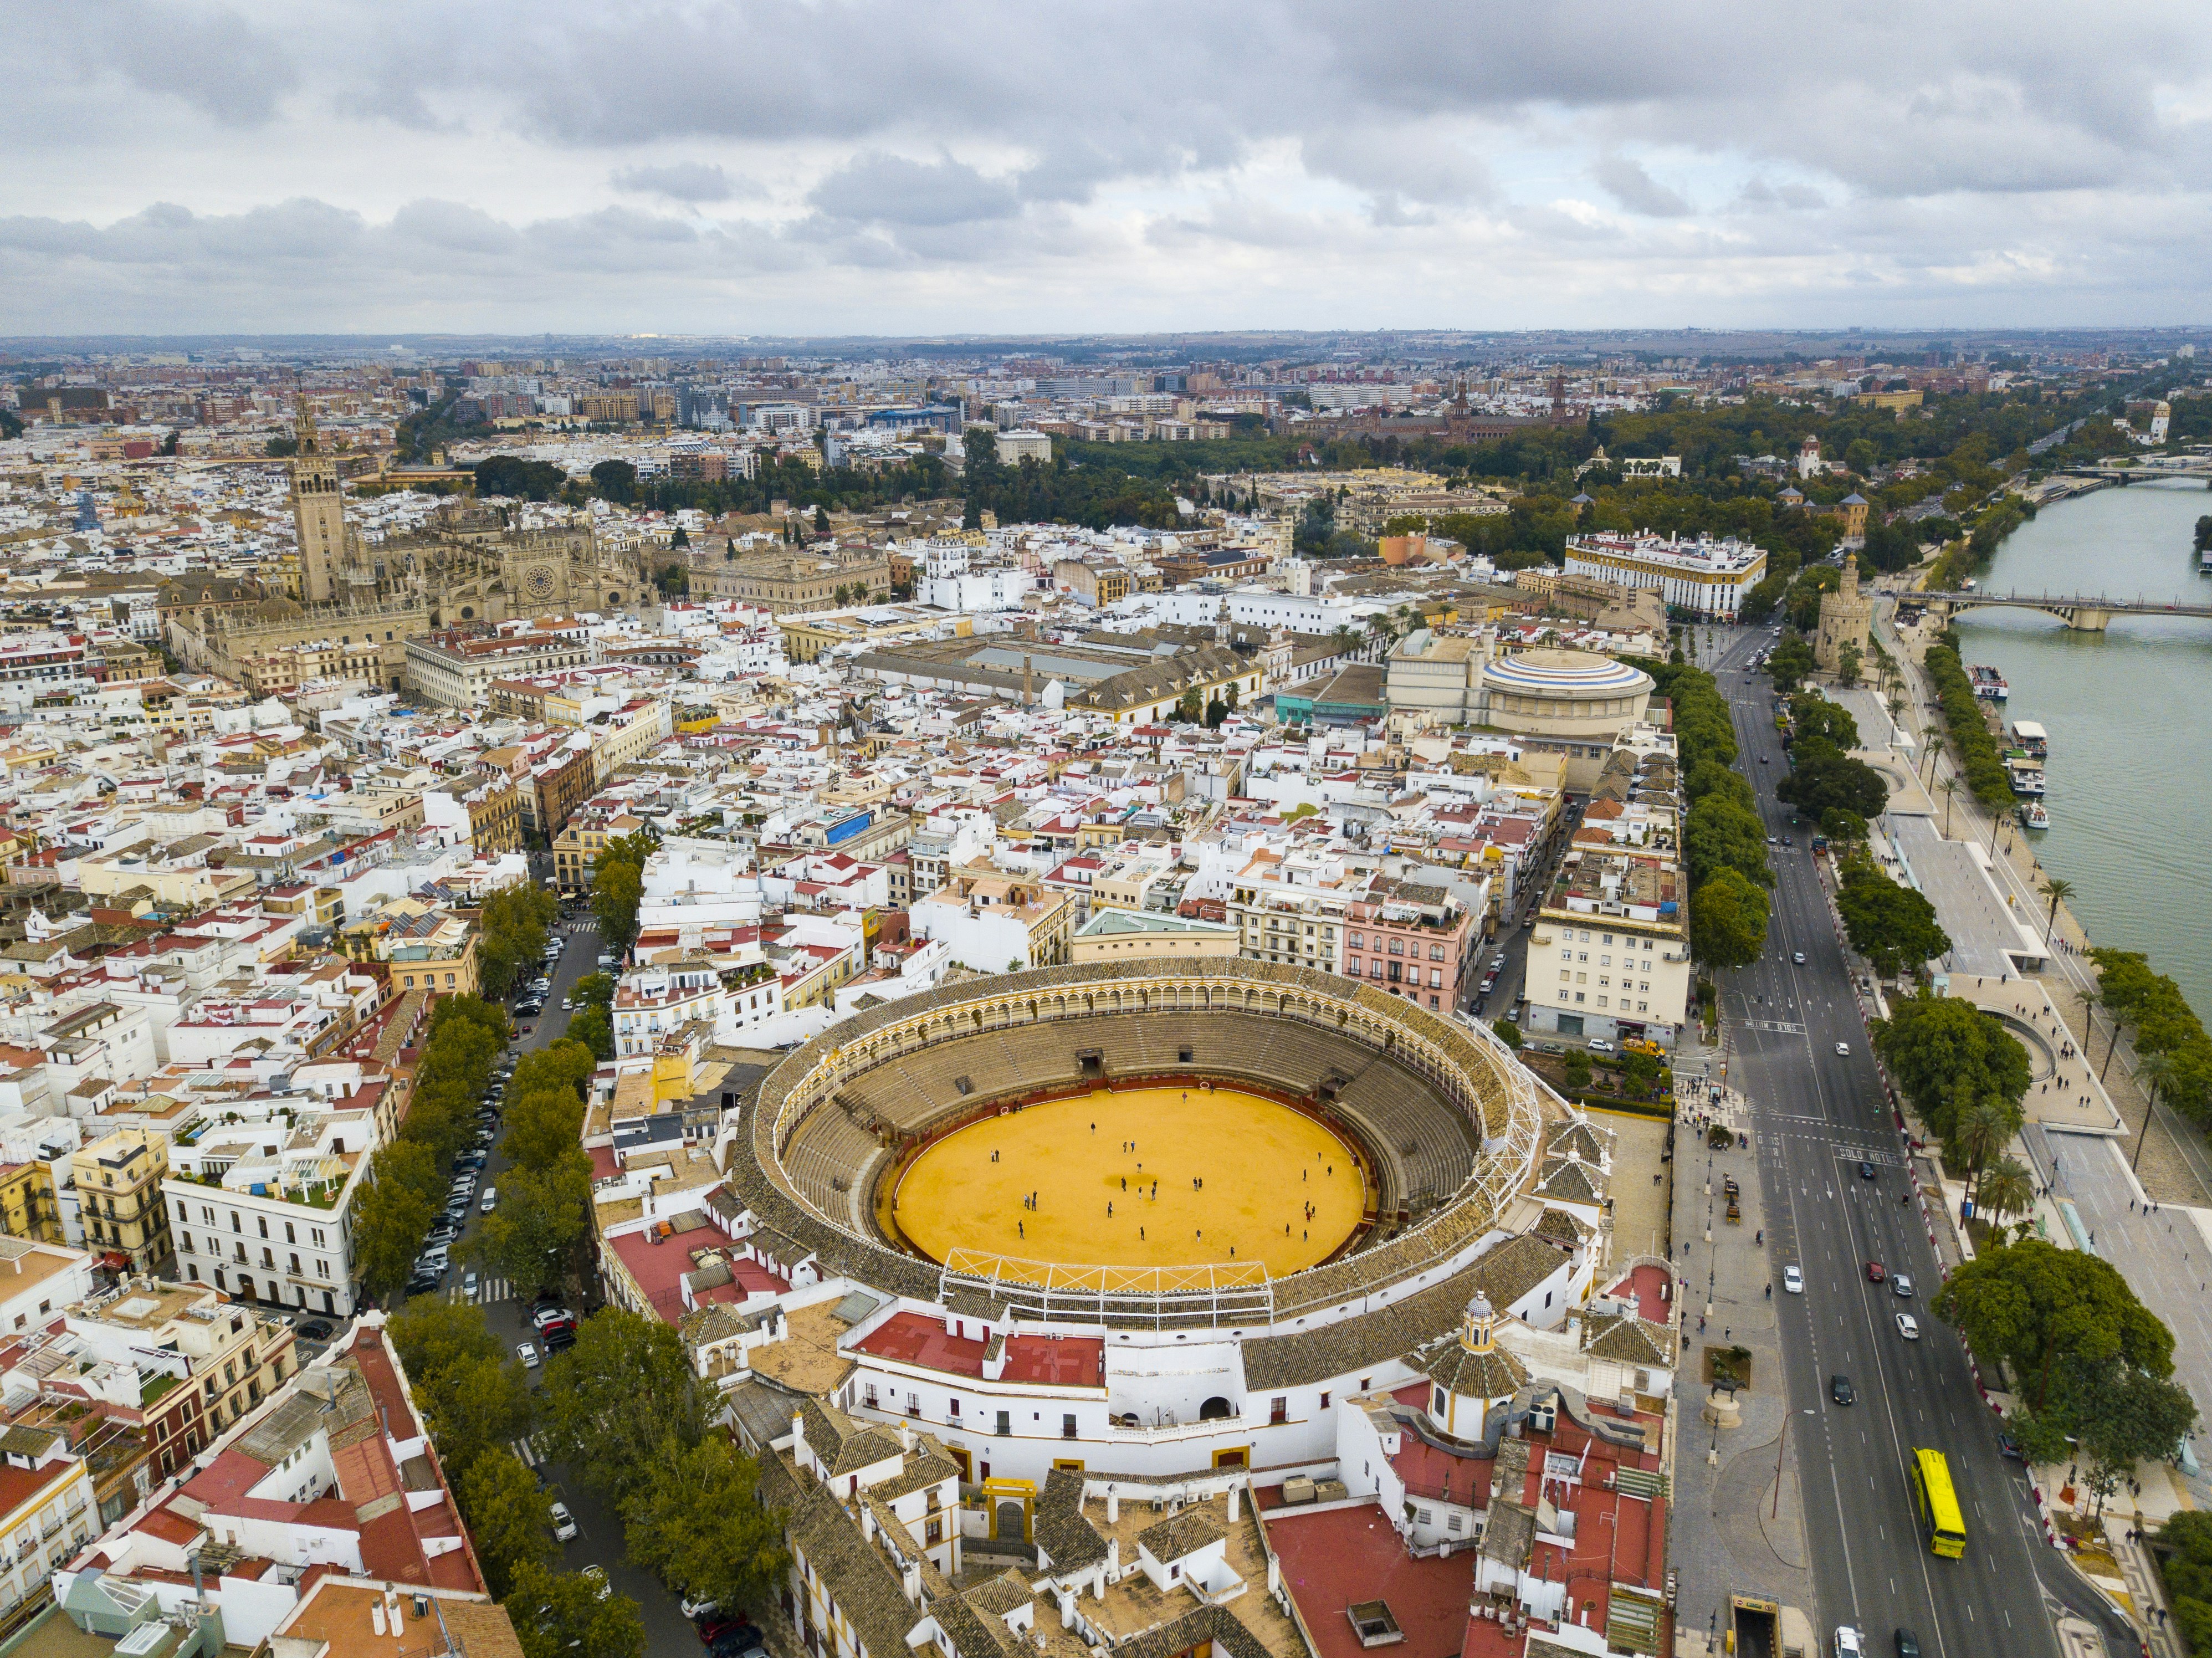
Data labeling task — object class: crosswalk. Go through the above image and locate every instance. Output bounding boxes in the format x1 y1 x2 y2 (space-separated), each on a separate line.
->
447 1277 515 1305
510 1436 548 1469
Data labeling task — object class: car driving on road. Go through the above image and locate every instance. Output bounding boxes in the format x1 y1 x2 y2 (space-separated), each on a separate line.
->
1783 1265 1803 1294
1895 1313 1920 1340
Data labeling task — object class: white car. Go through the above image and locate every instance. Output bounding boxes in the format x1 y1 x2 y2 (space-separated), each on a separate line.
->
1896 1313 1920 1341
532 1306 576 1332
581 1565 610 1598
1835 1041 1851 1056
561 997 574 1011
1783 1265 1804 1294
481 1186 498 1214
516 1341 541 1369
1834 1628 1864 1658
682 1596 719 1621
550 1501 578 1542
462 1270 478 1298
1588 1038 1615 1054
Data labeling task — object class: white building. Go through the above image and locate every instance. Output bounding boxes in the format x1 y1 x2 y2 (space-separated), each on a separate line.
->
162 1108 377 1315
1563 531 1768 619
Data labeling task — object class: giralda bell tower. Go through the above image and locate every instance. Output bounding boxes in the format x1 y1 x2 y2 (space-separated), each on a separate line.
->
289 401 347 604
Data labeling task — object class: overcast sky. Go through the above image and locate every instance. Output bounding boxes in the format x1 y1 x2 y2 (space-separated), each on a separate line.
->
8 1 2212 338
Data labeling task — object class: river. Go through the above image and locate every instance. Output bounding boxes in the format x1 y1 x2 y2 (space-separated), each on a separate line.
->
1953 477 2212 1017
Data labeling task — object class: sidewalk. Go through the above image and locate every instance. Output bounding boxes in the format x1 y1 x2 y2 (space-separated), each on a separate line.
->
1665 1062 1816 1644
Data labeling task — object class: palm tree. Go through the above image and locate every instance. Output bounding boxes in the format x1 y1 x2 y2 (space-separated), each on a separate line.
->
2037 876 2075 943
2132 1049 2176 1172
1955 1097 2011 1205
2100 988 2133 1081
1978 1156 2034 1229
1940 776 1960 838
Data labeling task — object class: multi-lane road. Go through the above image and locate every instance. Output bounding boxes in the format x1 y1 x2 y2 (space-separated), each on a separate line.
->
1701 625 2133 1658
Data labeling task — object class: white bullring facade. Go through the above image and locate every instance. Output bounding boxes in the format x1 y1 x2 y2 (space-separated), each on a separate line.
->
1564 530 1768 618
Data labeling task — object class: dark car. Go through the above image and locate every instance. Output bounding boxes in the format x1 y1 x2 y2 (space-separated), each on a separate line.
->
1858 1160 1877 1180
699 1620 760 1649
1830 1374 1855 1405
298 1320 334 1342
1894 1631 1921 1658
1997 1431 2025 1461
404 1273 442 1297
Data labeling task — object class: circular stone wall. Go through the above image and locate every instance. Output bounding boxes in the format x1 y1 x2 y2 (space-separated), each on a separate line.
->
891 1083 1367 1274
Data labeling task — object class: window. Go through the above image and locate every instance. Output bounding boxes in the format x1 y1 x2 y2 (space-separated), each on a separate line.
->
1430 944 1445 961
1388 938 1404 956
1269 1396 1288 1425
1062 1414 1077 1439
285 1223 296 1245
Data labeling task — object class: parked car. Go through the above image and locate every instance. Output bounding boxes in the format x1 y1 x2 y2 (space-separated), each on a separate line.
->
581 1566 609 1598
550 1501 577 1542
1588 1038 1615 1054
681 1597 719 1622
298 1320 334 1342
532 1306 577 1332
482 1187 498 1214
1996 1431 2025 1461
543 1326 578 1353
516 1342 541 1369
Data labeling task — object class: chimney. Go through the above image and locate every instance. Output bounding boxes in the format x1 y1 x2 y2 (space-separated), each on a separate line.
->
1227 1483 1241 1522
372 1601 387 1636
1105 1487 1117 1524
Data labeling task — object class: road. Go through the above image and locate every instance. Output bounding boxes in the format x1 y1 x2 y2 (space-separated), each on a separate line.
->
1702 623 2131 1658
392 910 708 1658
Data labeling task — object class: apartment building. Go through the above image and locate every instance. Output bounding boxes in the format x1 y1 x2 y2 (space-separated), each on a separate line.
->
909 867 1073 974
0 1241 98 1339
1226 849 1350 974
53 1277 298 1473
0 1426 95 1632
1524 842 1692 1050
1343 880 1479 1015
68 1132 171 1276
402 628 591 710
162 1109 375 1316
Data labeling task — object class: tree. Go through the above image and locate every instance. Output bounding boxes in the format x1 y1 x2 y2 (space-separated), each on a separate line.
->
1836 857 1950 978
1491 1019 1523 1050
1788 693 1861 751
1691 867 1770 971
352 1145 440 1299
1977 1156 2034 1227
1684 795 1773 892
470 1152 593 1296
1954 1098 2011 1205
1766 635 1817 690
1204 695 1227 730
1561 1050 1593 1092
590 829 659 953
617 1434 788 1616
813 504 831 534
589 459 638 504
1777 738 1888 821
2037 876 2075 943
479 886 557 1000
1873 991 2029 1149
1819 806 1868 847
1836 638 1862 687
475 456 570 502
507 1562 645 1658
1933 1239 2173 1406
539 1311 710 1504
2195 514 2212 555
461 1449 559 1599
392 1296 508 1385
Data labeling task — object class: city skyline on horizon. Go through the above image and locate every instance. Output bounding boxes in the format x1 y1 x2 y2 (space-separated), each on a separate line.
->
9 2 2212 337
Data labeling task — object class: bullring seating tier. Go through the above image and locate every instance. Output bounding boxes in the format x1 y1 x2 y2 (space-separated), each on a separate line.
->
778 1009 1481 1253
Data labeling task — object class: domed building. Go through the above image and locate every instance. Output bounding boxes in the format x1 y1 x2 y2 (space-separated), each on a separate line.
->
1816 553 1873 675
1479 648 1655 787
1421 1292 1530 1439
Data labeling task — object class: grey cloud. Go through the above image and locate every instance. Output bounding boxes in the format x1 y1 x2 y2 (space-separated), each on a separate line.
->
809 154 1021 227
27 0 298 126
1594 155 1691 217
611 161 752 203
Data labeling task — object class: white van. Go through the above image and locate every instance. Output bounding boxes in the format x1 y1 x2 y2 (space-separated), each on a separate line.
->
480 1186 498 1215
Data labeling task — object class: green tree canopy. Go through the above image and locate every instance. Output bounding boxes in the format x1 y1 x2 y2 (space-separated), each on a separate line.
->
1776 736 1888 821
471 1151 593 1296
616 1434 788 1618
589 459 638 503
474 456 570 502
1788 691 1860 750
508 1563 645 1658
1836 856 1950 978
539 1311 709 1505
460 1449 559 1598
1691 867 1770 970
1872 991 2029 1148
1685 794 1774 892
1765 634 1817 690
1933 1238 2173 1406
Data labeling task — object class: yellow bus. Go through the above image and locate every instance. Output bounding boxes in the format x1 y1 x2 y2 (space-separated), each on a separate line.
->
1908 1448 1966 1558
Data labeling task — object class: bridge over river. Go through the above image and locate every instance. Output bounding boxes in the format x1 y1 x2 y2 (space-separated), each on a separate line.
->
1914 589 2212 632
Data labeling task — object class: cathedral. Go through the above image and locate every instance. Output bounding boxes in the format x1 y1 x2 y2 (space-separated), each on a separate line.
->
168 405 651 690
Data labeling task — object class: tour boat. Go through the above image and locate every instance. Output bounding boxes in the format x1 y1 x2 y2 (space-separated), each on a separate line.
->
2019 801 2050 830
